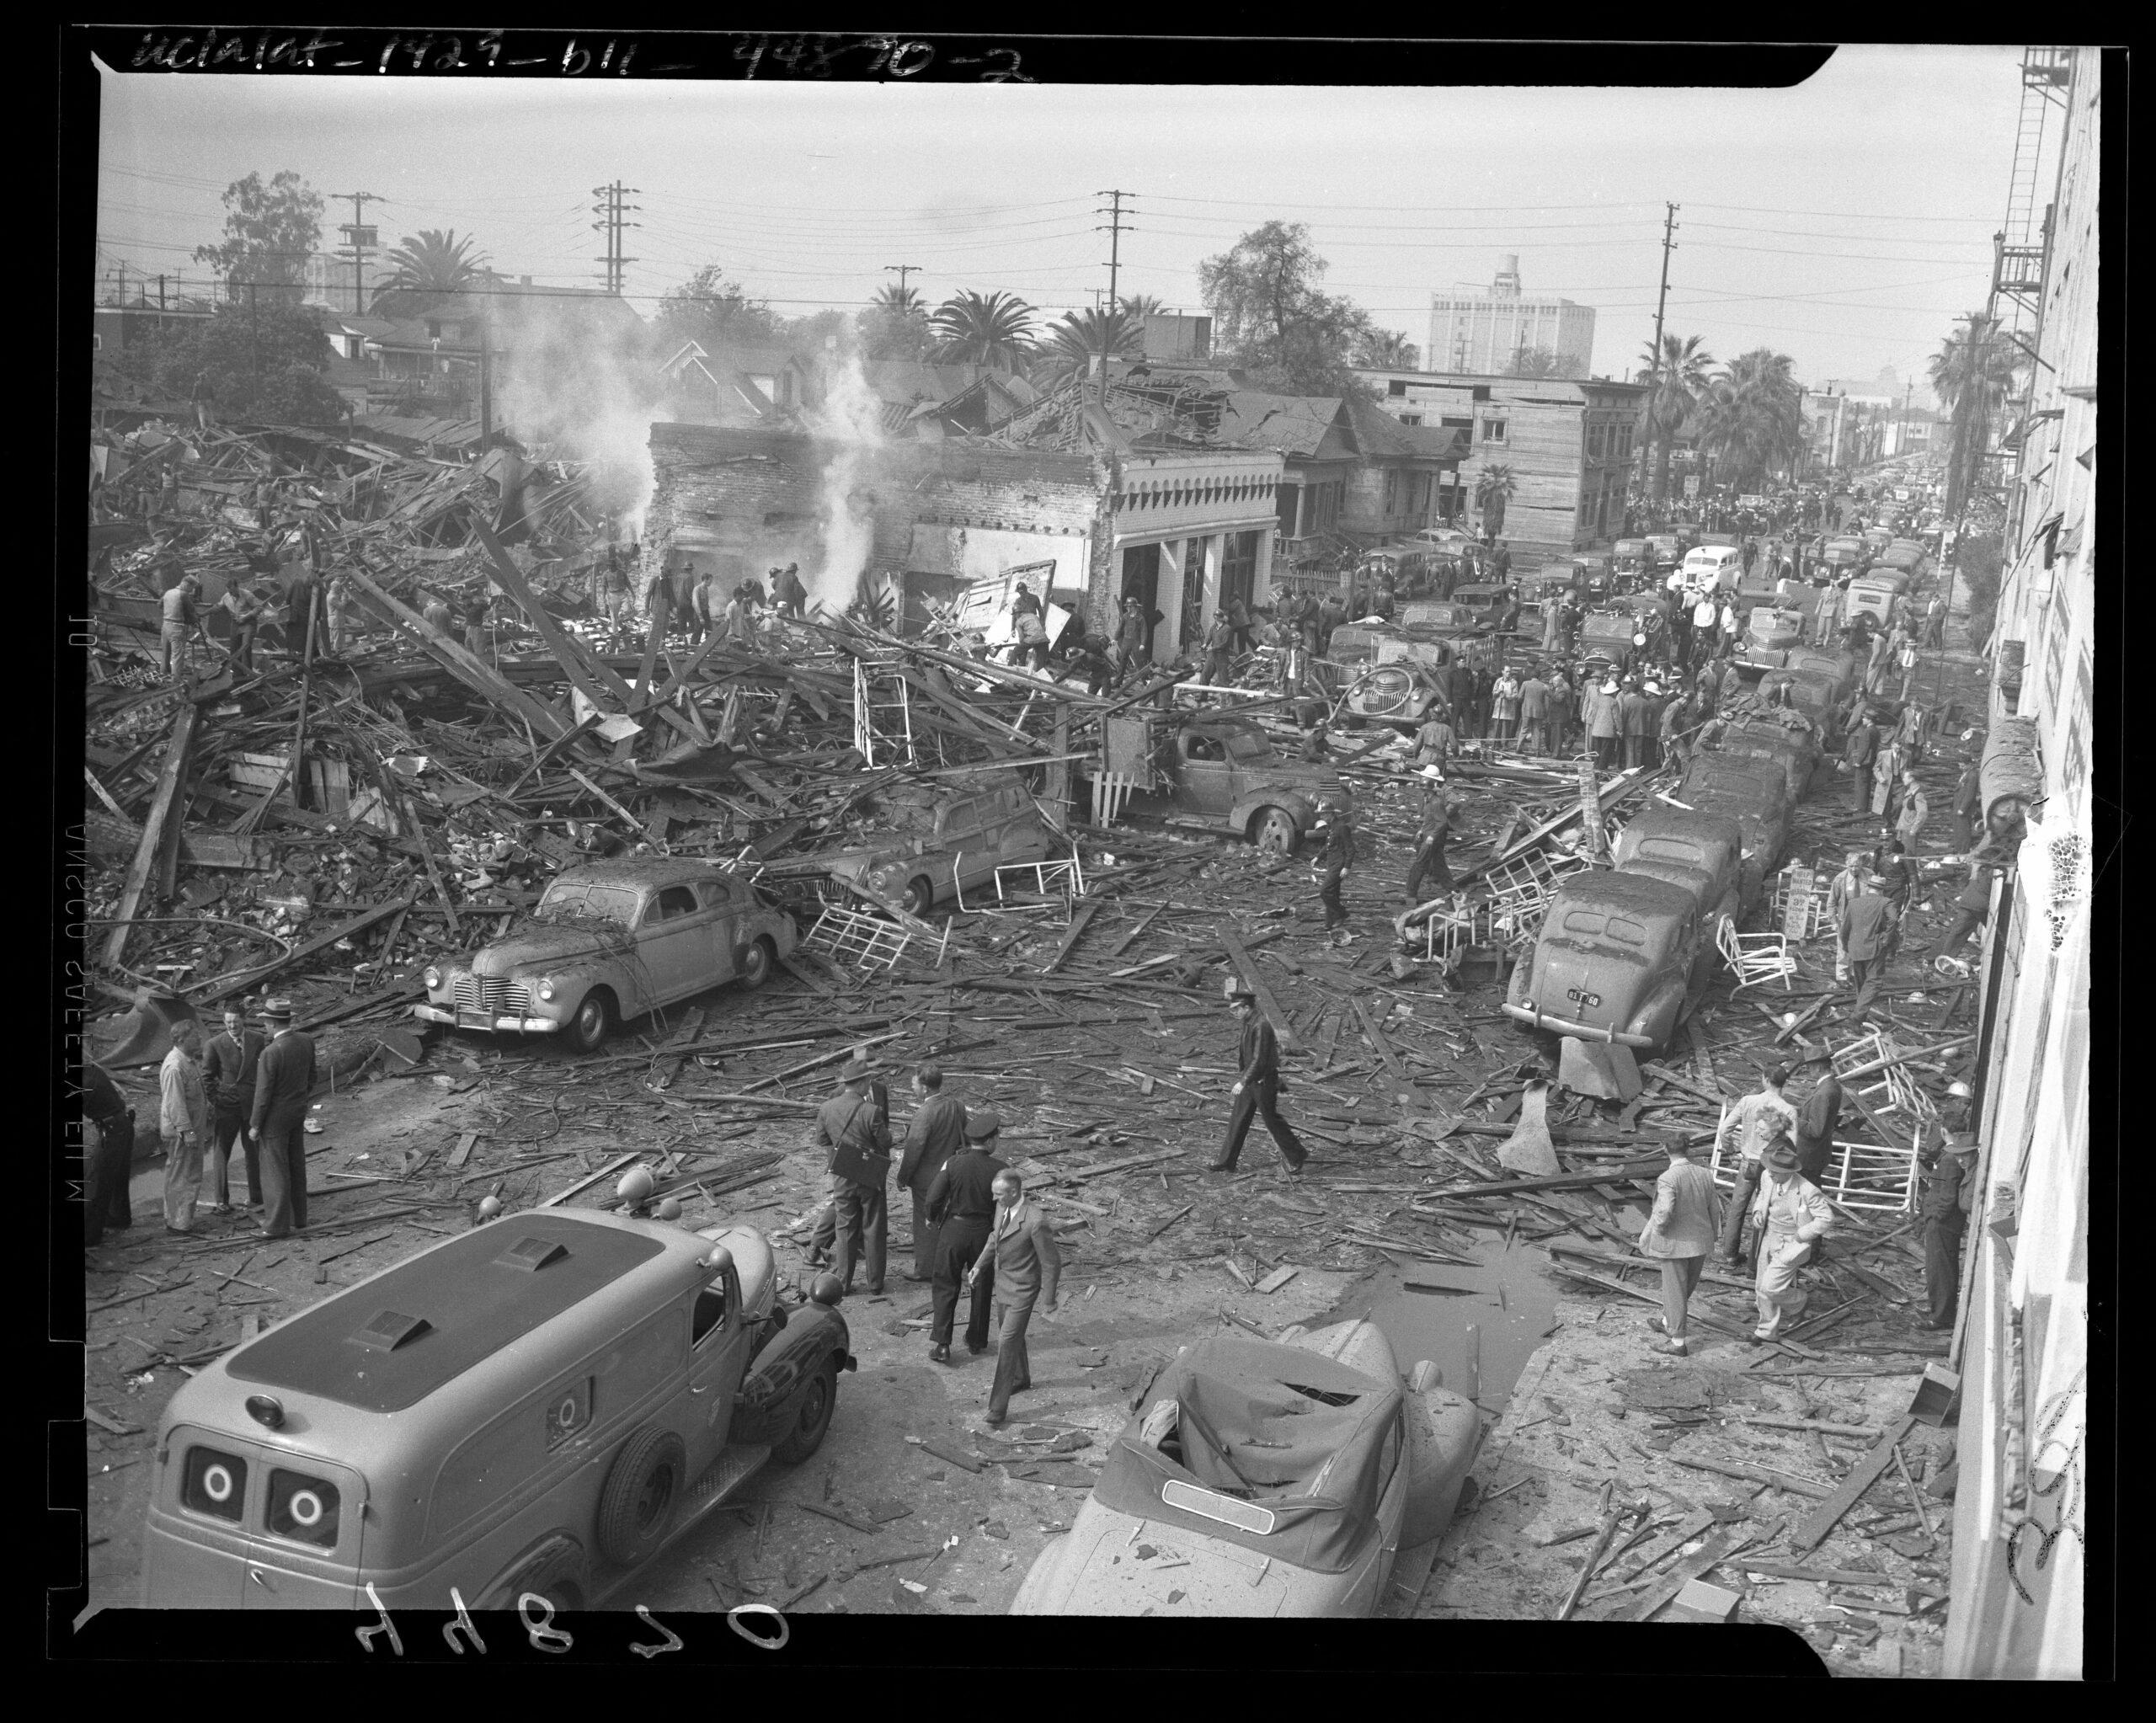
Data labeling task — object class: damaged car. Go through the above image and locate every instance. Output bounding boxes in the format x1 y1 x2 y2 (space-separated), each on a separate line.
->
1502 868 1716 1052
414 859 796 1053
818 771 1053 916
1103 711 1350 856
1009 1320 1477 1617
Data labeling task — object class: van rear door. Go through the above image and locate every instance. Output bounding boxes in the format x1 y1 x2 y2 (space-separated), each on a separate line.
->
240 1450 368 1608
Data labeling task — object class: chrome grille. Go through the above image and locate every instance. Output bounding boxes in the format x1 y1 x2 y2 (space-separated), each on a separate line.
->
452 975 532 1016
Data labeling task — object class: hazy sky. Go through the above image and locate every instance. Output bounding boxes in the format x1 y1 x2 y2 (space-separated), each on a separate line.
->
95 45 2033 392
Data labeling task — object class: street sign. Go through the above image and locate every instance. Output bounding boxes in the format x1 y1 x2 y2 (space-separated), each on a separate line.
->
1684 475 1701 498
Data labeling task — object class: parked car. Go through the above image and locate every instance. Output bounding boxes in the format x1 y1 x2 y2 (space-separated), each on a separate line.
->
1609 807 1746 929
414 860 797 1054
1396 600 1492 643
1680 544 1743 594
1344 659 1452 731
1644 531 1691 569
1737 604 1807 675
1818 537 1869 578
1700 714 1825 805
1577 608 1645 669
1502 868 1716 1051
1610 539 1653 593
1841 571 1908 630
1783 649 1860 700
1449 583 1518 628
1105 710 1349 856
1008 1320 1478 1617
821 771 1053 917
1754 666 1853 747
141 1209 855 1610
1675 755 1792 910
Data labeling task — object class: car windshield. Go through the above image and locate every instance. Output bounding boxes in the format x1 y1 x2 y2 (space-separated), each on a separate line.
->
533 882 640 927
1225 729 1273 761
880 796 942 835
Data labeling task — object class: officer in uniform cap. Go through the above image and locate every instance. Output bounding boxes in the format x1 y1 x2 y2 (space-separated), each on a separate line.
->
922 1110 1006 1363
1919 1129 1980 1330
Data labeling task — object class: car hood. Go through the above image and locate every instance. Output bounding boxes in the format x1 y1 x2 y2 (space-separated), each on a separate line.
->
468 922 631 975
1010 1497 1324 1617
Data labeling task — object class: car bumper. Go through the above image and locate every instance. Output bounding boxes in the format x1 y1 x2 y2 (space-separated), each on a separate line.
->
413 1004 562 1035
1501 1003 1655 1048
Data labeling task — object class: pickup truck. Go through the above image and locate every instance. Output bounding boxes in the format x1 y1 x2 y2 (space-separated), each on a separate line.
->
1102 710 1349 856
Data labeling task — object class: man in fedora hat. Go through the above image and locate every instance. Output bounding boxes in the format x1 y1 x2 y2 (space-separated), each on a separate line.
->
810 1058 890 1296
1618 676 1652 771
1790 1039 1844 1187
1714 1063 1798 1264
1518 663 1550 755
1748 1134 1833 1342
1638 1134 1720 1357
1584 673 1622 771
894 1062 968 1283
1404 771 1456 906
248 999 315 1238
1209 979 1308 1175
924 1110 1007 1363
1918 1127 1980 1330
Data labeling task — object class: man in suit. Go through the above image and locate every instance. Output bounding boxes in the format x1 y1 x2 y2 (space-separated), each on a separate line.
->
895 1063 967 1283
1749 1137 1835 1342
201 1005 266 1214
1790 1041 1844 1187
810 1059 888 1296
80 1060 135 1246
247 999 315 1238
1918 1130 1980 1330
1209 980 1308 1174
1638 1135 1721 1358
924 1111 1007 1364
966 1169 1063 1427
1838 871 1895 1019
1312 803 1355 932
1843 707 1881 817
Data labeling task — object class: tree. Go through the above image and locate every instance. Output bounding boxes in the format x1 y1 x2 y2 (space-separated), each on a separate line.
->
193 170 323 307
654 263 784 354
1474 464 1518 541
872 283 924 317
1355 328 1420 371
1638 332 1716 502
1031 308 1143 390
1929 319 2020 516
109 301 348 424
1117 292 1166 322
857 284 931 361
1694 347 1805 490
1198 221 1378 398
928 290 1037 368
370 229 490 315
1508 346 1565 379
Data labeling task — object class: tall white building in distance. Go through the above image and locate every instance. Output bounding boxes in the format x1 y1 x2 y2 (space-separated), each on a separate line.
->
1428 256 1596 377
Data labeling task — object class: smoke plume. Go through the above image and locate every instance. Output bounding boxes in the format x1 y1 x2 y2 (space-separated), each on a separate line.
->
800 341 888 615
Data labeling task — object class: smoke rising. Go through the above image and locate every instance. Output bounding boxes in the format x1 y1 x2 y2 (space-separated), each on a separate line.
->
800 341 888 615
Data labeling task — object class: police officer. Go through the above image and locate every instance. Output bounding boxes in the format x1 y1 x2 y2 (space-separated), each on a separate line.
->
809 1059 889 1296
1403 770 1455 905
1208 980 1308 1175
1312 800 1355 932
923 1111 1007 1363
1918 1129 1979 1330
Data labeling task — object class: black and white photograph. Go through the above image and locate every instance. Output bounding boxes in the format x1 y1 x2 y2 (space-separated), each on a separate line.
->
67 35 2106 1675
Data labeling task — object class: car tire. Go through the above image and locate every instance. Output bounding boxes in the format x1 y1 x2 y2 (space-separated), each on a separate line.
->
595 1426 686 1567
737 936 774 990
772 1358 839 1464
562 988 616 1054
899 876 936 917
1251 808 1300 857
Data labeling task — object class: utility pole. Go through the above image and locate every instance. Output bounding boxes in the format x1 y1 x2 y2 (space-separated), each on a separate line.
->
591 182 642 296
157 274 167 311
1646 201 1679 504
1095 189 1137 410
248 279 260 400
883 263 921 301
478 301 493 447
334 191 381 315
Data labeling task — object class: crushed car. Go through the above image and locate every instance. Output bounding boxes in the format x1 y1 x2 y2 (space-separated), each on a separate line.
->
1009 1320 1477 1617
1698 712 1826 805
1102 710 1350 856
817 771 1053 916
1502 867 1716 1052
1674 755 1793 911
1609 807 1747 927
1343 659 1452 731
414 859 796 1053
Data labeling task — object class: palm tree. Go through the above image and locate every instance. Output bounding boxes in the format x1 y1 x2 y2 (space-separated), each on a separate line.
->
1638 332 1715 503
1354 327 1420 370
928 290 1037 369
371 229 490 312
1694 347 1805 490
1116 292 1165 322
1929 320 2021 515
1033 308 1142 389
871 282 925 317
1474 464 1518 542
1508 345 1562 379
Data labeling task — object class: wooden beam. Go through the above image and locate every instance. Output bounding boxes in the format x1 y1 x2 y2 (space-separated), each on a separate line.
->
192 895 414 1005
100 704 196 970
1220 926 1299 1053
1789 1416 1918 1553
342 564 579 743
470 518 635 706
1353 995 1409 1084
1042 898 1102 975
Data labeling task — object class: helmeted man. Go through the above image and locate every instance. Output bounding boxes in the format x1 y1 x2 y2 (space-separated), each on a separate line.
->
894 1063 968 1283
1203 611 1235 686
1208 980 1308 1175
1748 1137 1834 1342
1584 675 1623 771
1412 707 1455 772
1918 1130 1980 1330
924 1111 1007 1363
1490 665 1524 746
810 1059 889 1296
1311 802 1355 932
1403 770 1455 905
1790 1040 1844 1187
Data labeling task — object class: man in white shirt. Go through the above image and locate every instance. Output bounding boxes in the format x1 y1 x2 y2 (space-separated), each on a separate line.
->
1713 1064 1799 1264
158 1022 210 1235
1749 1137 1835 1340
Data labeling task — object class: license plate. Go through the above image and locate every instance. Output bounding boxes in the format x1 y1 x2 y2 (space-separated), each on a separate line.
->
1566 988 1601 1009
456 1011 494 1029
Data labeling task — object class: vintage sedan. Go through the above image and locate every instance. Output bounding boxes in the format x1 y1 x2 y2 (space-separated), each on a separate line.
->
1609 807 1746 928
1737 604 1808 674
1502 868 1715 1052
415 861 795 1053
1397 599 1494 643
1009 1320 1478 1617
1700 713 1825 805
1675 755 1792 911
1757 666 1851 743
1344 659 1451 731
820 771 1052 916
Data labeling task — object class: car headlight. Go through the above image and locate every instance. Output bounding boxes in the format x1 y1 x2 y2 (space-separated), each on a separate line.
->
424 966 442 990
536 979 556 1001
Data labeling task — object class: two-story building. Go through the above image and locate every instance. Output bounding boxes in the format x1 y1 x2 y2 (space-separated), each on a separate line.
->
1357 368 1650 558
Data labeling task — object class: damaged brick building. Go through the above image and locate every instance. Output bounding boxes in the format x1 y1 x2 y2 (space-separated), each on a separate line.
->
643 399 1285 659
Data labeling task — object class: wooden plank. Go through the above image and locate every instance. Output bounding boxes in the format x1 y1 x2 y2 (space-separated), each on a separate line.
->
343 563 579 743
1353 995 1410 1084
1104 900 1168 958
1042 898 1102 975
192 896 414 1005
1254 1266 1299 1294
1220 926 1299 1053
1790 1416 1917 1553
1663 1453 1836 1500
101 704 197 969
1621 1527 1758 1624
